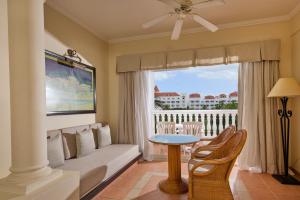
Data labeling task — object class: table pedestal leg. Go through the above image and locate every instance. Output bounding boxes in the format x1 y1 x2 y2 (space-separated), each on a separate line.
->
159 145 188 194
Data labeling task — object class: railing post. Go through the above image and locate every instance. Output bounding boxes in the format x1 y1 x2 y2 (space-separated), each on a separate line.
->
152 110 238 137
210 114 213 136
235 113 238 129
154 114 157 134
222 113 226 130
204 114 208 136
229 113 232 125
216 114 220 135
198 114 201 122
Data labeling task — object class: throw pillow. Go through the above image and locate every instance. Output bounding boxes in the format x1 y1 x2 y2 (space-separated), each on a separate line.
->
47 134 65 168
92 128 99 149
98 125 112 148
62 133 77 159
76 129 96 158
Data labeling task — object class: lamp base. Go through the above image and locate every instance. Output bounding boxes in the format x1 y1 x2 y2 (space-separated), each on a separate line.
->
272 174 300 185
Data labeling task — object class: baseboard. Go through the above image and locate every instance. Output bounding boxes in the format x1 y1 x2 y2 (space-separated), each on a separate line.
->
81 154 142 200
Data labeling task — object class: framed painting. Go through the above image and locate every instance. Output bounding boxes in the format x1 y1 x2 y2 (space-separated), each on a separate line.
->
45 50 96 116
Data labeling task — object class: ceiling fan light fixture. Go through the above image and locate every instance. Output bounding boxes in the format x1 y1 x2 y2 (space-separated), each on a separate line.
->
143 0 223 40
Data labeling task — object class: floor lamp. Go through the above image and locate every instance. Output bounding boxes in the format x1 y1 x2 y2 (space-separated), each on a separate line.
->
268 77 300 185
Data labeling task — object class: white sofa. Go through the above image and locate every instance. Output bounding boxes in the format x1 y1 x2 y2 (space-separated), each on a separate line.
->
47 123 141 198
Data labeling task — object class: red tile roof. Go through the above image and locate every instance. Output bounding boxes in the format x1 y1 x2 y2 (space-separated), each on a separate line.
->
229 91 238 97
155 92 180 97
204 95 215 99
189 93 200 98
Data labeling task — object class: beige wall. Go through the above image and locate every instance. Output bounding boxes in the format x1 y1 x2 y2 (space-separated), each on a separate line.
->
108 21 292 142
44 5 109 130
0 0 11 178
291 12 300 172
0 4 109 176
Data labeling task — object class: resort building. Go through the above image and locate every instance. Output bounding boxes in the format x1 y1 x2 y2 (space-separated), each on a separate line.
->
154 86 238 110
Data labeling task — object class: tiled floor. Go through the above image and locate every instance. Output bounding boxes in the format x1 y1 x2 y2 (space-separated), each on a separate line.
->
93 161 300 200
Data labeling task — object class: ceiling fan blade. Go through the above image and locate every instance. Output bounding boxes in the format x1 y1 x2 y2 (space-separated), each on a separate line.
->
192 0 225 9
157 0 180 8
142 14 169 29
192 14 218 32
171 19 184 40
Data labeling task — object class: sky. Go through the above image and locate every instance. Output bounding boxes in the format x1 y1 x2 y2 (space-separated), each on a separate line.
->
154 64 239 96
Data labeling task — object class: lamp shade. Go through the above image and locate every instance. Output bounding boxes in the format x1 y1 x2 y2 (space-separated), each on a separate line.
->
268 77 300 98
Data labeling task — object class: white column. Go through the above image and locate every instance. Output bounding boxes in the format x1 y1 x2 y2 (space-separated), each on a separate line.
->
0 0 61 195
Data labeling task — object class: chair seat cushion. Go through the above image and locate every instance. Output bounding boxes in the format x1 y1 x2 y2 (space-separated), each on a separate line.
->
188 159 214 173
193 150 212 158
57 144 140 196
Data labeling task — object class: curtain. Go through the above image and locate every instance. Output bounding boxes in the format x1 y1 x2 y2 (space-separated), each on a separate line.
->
117 71 154 160
116 39 280 73
238 61 283 174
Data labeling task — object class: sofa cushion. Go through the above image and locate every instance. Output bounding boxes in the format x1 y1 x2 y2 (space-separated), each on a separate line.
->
91 129 99 149
90 123 103 149
98 125 112 148
62 125 89 159
57 144 140 196
47 130 64 168
76 129 96 158
62 133 77 159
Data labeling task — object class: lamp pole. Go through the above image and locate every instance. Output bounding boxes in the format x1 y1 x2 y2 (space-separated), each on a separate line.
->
272 96 300 184
268 77 300 185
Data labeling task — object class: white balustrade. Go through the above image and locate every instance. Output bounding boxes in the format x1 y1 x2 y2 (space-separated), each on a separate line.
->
153 109 238 138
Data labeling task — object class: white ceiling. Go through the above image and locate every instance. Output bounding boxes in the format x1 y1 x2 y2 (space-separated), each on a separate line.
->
46 0 300 42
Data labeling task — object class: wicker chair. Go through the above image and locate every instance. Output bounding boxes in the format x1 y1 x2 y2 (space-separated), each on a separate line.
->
156 122 176 134
182 122 202 155
156 122 176 154
191 126 236 159
182 122 203 136
188 129 247 200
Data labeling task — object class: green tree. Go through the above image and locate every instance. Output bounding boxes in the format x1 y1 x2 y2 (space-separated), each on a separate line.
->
215 101 225 109
201 105 208 110
223 102 238 109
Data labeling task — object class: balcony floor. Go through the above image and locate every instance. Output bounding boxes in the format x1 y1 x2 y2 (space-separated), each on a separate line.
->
93 161 300 200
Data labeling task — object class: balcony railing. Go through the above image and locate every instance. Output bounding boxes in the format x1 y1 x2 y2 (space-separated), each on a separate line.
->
153 109 238 138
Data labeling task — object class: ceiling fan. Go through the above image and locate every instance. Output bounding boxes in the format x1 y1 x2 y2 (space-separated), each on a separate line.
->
142 0 225 40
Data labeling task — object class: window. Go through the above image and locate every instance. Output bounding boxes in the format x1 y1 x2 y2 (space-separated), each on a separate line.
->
154 64 238 110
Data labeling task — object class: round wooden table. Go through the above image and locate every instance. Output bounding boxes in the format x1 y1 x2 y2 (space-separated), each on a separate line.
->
148 134 200 194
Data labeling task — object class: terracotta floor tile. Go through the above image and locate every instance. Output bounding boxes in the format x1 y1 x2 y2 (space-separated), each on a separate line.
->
93 161 300 200
139 175 166 196
98 185 132 199
275 194 300 200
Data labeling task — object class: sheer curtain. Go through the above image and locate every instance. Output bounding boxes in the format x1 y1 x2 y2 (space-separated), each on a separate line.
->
238 61 283 174
117 71 154 160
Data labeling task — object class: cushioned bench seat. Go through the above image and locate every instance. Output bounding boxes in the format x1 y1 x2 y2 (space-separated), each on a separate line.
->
57 144 140 196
